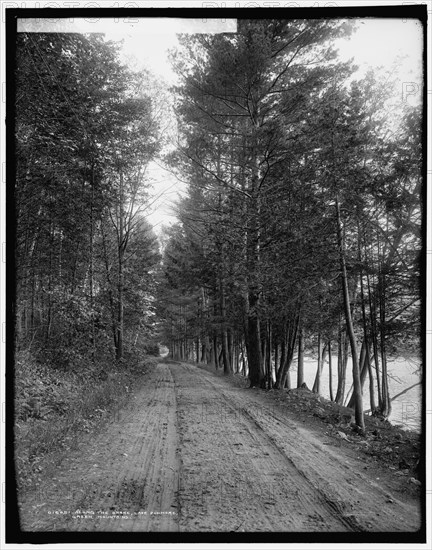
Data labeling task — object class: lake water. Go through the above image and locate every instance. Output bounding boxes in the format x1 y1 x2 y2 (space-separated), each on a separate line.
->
285 355 422 433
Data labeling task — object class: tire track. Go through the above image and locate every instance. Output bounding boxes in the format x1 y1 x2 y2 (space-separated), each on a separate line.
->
19 361 421 533
173 363 355 531
19 364 180 532
173 362 421 532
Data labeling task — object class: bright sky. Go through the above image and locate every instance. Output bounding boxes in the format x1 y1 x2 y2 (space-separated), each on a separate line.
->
336 18 423 101
104 18 422 79
100 19 238 231
101 18 423 232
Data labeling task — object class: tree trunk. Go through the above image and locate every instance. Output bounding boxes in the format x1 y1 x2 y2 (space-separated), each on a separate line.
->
284 369 291 389
347 339 368 408
228 329 234 370
234 336 239 373
246 128 262 387
116 169 125 362
274 340 279 386
328 340 334 401
297 324 304 388
335 323 349 405
312 332 323 394
246 291 262 387
101 219 118 353
358 228 377 413
116 265 124 362
275 324 287 389
367 350 377 414
367 256 383 410
240 341 246 376
267 322 272 389
213 334 219 369
218 230 232 374
276 316 299 390
221 329 231 374
379 267 391 417
336 197 364 431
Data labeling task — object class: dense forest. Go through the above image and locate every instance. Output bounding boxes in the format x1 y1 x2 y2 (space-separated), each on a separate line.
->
157 20 422 431
15 32 162 363
14 33 164 481
15 20 421 446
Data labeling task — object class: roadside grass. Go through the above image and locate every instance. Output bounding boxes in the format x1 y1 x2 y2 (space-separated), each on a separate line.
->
14 349 159 495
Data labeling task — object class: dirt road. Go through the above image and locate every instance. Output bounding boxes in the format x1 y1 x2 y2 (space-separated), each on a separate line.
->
19 361 421 533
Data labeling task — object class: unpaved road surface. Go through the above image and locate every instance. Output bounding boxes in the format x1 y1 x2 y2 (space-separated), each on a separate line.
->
19 362 421 532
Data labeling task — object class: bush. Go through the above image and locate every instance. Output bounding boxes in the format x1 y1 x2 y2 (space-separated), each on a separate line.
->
15 351 78 422
14 349 154 494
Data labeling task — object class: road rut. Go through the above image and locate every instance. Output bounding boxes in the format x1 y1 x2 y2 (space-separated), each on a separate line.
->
19 361 421 533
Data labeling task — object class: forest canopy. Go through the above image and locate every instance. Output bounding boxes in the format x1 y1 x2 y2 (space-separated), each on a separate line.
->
156 19 422 430
13 20 423 434
15 32 162 364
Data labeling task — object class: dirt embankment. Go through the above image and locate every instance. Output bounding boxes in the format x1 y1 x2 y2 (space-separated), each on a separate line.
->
18 361 422 533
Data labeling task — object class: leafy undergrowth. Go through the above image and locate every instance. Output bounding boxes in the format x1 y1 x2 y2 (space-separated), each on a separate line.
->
195 361 423 496
15 350 159 495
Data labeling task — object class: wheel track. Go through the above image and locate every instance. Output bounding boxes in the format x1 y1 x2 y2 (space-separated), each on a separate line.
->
19 364 180 532
176 362 420 532
173 363 357 531
238 407 365 532
18 361 421 533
